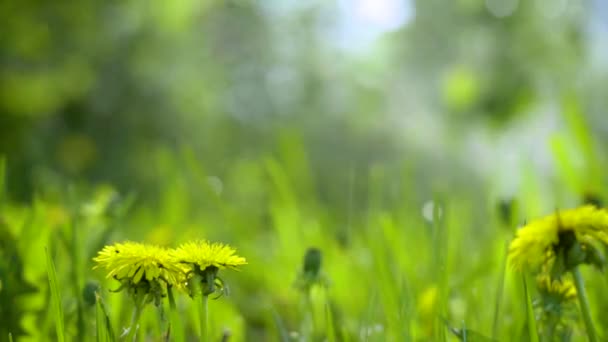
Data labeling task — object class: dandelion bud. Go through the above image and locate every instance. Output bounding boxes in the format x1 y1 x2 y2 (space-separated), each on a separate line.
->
582 192 603 208
303 247 322 278
497 198 516 226
82 280 100 306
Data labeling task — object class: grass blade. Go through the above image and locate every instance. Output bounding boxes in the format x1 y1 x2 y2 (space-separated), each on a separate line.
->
491 241 508 338
96 294 108 342
46 247 65 342
325 303 336 342
0 156 5 206
96 293 116 342
443 317 497 342
271 308 290 342
522 275 539 342
8 333 13 342
167 287 184 342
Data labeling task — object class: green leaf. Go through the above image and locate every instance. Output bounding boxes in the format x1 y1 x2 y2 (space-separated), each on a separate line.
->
46 247 65 342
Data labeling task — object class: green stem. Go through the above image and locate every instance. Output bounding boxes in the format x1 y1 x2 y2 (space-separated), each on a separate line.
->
305 291 316 338
194 269 216 342
167 286 184 342
544 312 558 342
168 286 177 311
126 295 145 342
573 266 597 342
199 293 209 342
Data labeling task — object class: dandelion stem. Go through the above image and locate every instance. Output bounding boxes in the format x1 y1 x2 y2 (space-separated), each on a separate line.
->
165 287 176 342
199 293 209 342
573 266 597 342
167 286 184 342
168 286 177 310
126 297 145 342
305 291 316 338
545 313 558 342
193 273 210 342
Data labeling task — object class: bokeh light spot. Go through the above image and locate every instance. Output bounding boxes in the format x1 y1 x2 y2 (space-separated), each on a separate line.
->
485 0 519 18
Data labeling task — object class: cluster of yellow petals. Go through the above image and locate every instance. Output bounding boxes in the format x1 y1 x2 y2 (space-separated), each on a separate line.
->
536 274 577 301
172 240 248 271
508 205 608 272
93 240 246 289
93 241 184 286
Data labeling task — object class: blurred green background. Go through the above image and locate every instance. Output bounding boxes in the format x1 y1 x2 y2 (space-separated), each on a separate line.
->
2 0 608 341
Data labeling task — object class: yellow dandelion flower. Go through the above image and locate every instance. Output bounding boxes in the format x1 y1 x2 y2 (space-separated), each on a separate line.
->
172 240 246 298
94 241 184 288
536 274 577 301
173 240 247 272
508 205 608 272
417 285 439 318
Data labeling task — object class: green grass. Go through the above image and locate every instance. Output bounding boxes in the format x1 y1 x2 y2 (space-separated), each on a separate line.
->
523 275 539 342
95 293 116 342
1 117 607 342
46 247 65 342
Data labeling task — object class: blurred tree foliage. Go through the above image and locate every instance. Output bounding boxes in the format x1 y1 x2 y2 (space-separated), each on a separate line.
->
0 0 604 203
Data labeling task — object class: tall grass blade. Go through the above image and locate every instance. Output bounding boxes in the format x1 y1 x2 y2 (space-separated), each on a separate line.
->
522 275 539 342
167 287 184 342
68 219 86 340
96 293 116 342
433 197 448 342
46 247 66 342
96 294 108 342
8 332 13 342
443 317 497 342
325 303 336 342
0 157 5 206
492 242 508 338
271 308 290 342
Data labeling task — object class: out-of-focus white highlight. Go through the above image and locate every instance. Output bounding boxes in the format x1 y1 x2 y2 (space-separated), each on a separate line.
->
337 0 413 51
485 0 519 18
